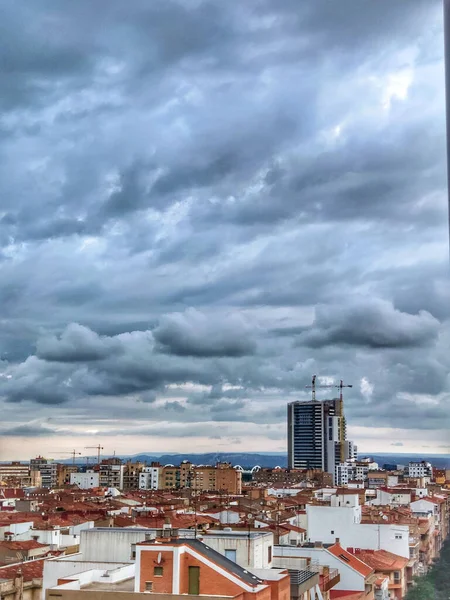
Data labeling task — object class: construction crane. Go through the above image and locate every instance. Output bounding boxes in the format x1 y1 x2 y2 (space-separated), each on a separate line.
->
48 450 82 465
305 376 353 462
85 445 104 466
306 375 352 402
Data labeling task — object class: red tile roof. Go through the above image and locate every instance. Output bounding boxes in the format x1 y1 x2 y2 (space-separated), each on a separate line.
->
350 549 408 572
327 544 374 578
0 540 49 550
0 557 45 581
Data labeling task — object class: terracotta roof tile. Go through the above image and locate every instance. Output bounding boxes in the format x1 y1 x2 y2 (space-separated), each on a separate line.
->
327 544 374 578
351 549 408 572
0 557 45 581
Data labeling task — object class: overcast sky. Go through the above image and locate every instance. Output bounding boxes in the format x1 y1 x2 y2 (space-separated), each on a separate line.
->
0 0 448 461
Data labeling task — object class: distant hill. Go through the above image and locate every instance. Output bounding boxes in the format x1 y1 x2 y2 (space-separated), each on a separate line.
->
64 451 450 469
127 453 287 468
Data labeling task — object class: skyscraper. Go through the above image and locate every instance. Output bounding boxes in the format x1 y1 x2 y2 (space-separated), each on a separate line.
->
287 397 354 481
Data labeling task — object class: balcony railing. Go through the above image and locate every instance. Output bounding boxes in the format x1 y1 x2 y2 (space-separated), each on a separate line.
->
319 569 340 592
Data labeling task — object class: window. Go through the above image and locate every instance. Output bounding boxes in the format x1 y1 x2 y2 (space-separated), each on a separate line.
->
331 530 334 535
145 582 153 591
395 534 402 540
225 549 237 562
154 566 163 577
393 571 401 583
268 546 272 562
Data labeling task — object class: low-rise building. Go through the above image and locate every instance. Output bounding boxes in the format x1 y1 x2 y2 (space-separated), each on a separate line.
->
70 471 99 489
348 549 408 600
135 536 290 599
0 540 51 565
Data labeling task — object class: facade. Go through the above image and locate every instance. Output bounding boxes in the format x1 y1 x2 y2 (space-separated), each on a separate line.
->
203 530 274 571
349 549 408 600
408 462 432 479
214 463 242 494
135 536 290 599
287 398 355 481
99 459 124 489
0 463 42 488
70 471 99 489
306 503 410 559
159 462 241 493
30 458 57 489
139 466 160 490
253 468 332 487
56 465 78 487
122 462 145 490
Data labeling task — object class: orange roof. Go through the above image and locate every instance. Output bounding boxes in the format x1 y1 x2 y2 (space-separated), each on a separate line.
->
0 540 49 550
327 544 374 578
0 557 45 581
351 549 408 572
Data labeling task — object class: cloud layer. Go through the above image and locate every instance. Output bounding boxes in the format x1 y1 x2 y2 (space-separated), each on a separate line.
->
0 0 448 458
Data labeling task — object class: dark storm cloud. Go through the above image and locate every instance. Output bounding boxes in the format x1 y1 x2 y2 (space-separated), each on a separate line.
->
298 300 440 349
36 323 121 362
153 309 257 357
0 0 447 450
0 421 59 437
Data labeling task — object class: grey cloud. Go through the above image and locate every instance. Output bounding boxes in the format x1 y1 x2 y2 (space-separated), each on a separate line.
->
36 323 121 362
298 300 440 349
0 421 58 437
153 309 257 357
0 0 447 450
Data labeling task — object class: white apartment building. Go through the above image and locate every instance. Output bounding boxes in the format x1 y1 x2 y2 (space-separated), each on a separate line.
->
408 461 432 479
70 470 100 489
139 466 160 490
335 460 369 486
306 501 410 558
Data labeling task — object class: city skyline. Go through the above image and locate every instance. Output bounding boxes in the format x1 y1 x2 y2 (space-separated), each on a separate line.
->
0 0 448 459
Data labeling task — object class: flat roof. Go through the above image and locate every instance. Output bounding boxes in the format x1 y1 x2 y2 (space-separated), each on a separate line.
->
82 578 134 592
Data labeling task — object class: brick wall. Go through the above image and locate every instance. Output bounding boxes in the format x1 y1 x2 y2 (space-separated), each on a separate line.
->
139 550 174 594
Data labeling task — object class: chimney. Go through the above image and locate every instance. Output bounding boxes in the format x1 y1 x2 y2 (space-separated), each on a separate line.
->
335 538 340 545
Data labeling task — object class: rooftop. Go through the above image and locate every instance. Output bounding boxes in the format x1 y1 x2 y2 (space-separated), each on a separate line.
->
82 578 134 592
139 537 265 587
350 549 408 572
327 544 374 578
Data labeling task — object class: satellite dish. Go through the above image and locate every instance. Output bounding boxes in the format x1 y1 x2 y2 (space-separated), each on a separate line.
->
157 552 162 564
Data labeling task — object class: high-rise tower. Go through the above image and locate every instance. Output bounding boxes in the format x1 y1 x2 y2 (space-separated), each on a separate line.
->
287 397 355 481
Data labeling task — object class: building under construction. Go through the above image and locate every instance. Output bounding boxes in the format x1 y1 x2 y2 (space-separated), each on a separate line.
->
287 377 356 482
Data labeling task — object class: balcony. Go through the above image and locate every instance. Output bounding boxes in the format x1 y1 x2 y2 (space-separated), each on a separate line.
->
319 568 341 592
288 569 320 600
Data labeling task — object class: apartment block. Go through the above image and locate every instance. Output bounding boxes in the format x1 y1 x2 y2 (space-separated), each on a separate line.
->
408 462 432 479
30 457 57 489
0 463 40 488
139 466 160 490
122 462 145 490
99 458 124 489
